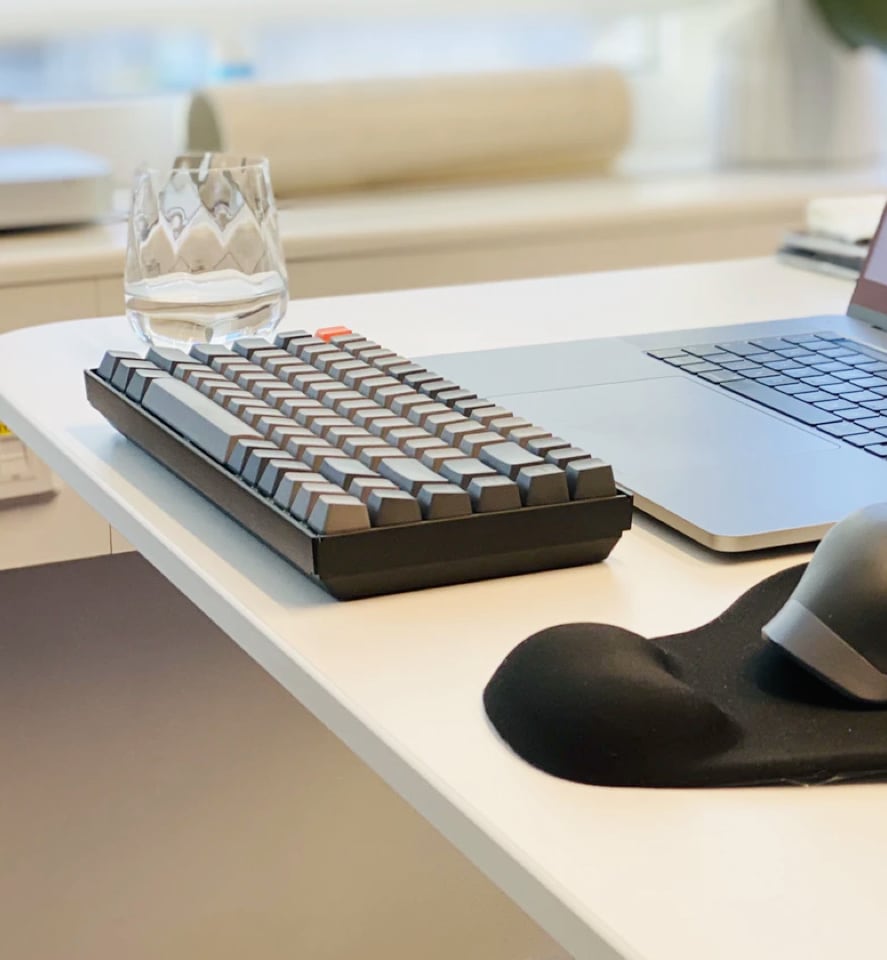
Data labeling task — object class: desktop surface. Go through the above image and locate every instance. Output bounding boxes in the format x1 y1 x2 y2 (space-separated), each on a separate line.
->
1 258 884 960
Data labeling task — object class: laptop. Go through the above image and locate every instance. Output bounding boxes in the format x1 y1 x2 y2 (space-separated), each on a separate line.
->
421 206 887 552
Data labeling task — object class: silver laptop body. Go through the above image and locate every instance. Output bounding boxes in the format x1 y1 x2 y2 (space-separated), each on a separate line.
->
421 211 887 552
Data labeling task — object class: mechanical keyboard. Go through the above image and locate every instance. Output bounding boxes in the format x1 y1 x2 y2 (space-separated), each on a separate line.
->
85 327 631 598
647 332 887 455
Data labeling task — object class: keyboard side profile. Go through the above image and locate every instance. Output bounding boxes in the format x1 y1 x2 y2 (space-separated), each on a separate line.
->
85 328 632 599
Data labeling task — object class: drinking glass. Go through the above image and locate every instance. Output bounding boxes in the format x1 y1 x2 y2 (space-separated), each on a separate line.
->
125 153 288 348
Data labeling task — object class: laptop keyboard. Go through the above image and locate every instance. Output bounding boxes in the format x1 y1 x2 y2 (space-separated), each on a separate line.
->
86 327 631 599
647 332 887 456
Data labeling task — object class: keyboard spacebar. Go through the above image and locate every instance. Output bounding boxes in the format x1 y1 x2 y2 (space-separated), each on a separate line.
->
722 380 839 426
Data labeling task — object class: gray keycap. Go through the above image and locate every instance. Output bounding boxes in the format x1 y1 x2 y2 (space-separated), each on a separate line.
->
439 457 496 488
466 475 522 513
288 371 330 392
335 397 378 419
356 444 408 470
325 358 367 378
488 416 533 435
283 336 327 358
359 376 400 399
241 405 280 429
339 434 386 458
440 419 488 446
420 379 459 399
378 457 444 495
242 448 292 486
307 495 371 534
380 425 428 447
459 431 508 458
473 406 512 426
255 385 299 408
329 332 366 348
403 370 439 389
387 362 424 380
183 368 227 390
147 346 194 372
436 388 476 406
125 367 170 402
325 424 372 447
359 347 397 365
306 381 351 402
401 435 447 458
372 354 410 373
210 356 253 375
407 402 451 427
170 362 209 384
190 343 237 364
343 367 385 389
229 438 277 474
545 446 592 469
374 384 415 406
111 358 156 392
270 424 315 448
273 329 312 350
369 417 414 439
280 396 326 419
272 471 327 510
301 343 341 365
390 393 435 417
349 476 398 499
420 446 468 470
232 370 279 392
244 347 289 366
294 407 345 429
258 459 308 497
423 411 466 436
353 408 399 430
231 337 275 359
142 377 260 465
301 445 343 470
366 489 422 526
311 416 357 439
507 425 550 446
516 463 570 506
319 457 378 489
97 350 139 381
266 359 315 382
478 441 543 478
565 458 617 500
453 397 495 417
328 390 369 414
291 481 346 520
209 385 252 406
415 484 472 519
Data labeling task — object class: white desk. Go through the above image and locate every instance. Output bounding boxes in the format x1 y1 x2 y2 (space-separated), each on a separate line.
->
0 258 882 960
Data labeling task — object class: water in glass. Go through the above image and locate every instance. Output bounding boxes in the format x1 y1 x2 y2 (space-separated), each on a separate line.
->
125 154 289 348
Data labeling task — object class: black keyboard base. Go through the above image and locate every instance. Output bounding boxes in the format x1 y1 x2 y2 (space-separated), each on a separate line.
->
86 371 632 599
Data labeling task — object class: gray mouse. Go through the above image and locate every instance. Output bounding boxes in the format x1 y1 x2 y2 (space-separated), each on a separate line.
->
764 503 887 703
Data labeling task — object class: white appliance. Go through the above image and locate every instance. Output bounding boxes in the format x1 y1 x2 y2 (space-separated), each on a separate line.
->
0 146 113 230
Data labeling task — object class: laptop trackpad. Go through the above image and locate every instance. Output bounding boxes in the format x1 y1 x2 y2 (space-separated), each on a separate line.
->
495 377 835 486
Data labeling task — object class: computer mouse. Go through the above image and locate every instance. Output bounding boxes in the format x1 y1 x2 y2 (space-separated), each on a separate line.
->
763 503 887 704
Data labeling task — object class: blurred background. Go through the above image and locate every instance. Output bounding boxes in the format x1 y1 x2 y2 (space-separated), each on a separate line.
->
2 0 884 178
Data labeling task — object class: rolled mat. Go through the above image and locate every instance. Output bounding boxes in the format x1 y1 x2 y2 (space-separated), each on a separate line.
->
187 68 631 197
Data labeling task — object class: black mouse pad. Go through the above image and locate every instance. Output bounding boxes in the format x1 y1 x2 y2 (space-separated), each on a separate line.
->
484 564 887 788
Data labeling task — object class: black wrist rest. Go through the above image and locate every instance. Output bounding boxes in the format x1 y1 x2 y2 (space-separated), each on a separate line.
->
484 564 887 788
